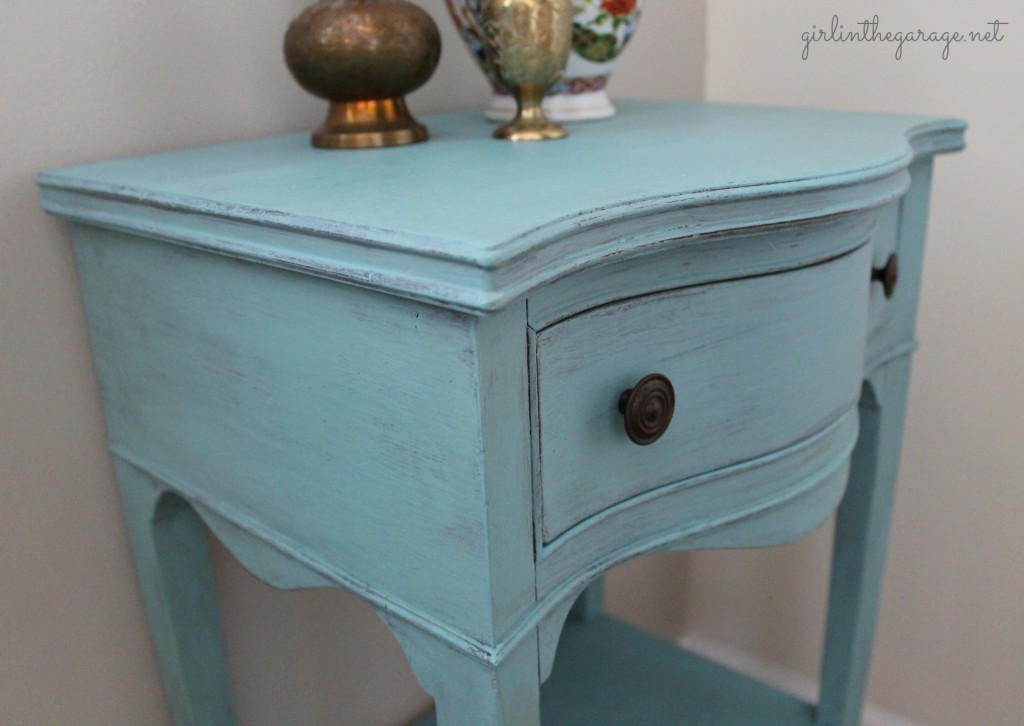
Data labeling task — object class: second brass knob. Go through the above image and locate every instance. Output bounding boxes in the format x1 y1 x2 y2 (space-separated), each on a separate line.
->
872 253 900 299
618 373 675 446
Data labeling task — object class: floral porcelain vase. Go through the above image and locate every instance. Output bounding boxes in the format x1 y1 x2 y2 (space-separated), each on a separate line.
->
445 0 643 121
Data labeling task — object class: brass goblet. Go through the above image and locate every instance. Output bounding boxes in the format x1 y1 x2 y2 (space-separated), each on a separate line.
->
481 0 573 141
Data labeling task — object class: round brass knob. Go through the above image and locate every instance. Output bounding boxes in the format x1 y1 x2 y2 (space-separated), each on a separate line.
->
618 374 675 446
872 253 900 299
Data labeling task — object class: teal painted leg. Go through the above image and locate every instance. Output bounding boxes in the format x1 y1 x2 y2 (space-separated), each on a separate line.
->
385 616 541 726
113 458 236 726
817 359 911 725
568 579 605 623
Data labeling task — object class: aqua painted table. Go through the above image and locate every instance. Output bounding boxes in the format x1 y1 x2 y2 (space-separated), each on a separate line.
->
39 101 965 725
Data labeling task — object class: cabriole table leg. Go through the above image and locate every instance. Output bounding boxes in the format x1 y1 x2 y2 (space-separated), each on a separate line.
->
113 458 236 726
818 357 913 725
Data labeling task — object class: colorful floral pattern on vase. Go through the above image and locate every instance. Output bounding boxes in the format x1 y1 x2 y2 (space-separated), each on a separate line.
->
444 0 643 121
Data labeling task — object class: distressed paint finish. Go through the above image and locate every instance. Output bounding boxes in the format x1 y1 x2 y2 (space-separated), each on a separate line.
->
535 244 870 541
526 210 879 328
39 102 962 313
69 225 534 646
536 409 860 600
38 102 964 725
819 360 912 726
387 615 542 726
112 459 235 726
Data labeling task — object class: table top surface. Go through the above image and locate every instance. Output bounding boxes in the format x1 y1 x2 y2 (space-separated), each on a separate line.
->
39 101 964 311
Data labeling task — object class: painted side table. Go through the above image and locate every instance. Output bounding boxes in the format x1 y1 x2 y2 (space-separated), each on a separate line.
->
39 101 964 725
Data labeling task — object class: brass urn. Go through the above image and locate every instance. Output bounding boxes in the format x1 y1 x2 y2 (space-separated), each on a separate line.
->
284 0 442 149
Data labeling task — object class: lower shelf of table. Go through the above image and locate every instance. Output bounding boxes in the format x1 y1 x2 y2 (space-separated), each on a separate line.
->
418 614 816 725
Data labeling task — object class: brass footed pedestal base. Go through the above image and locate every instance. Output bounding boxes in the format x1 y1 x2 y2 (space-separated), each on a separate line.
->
482 0 573 143
313 98 428 149
493 103 568 142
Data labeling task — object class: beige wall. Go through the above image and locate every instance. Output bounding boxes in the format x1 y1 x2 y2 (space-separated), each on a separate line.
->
692 1 1024 724
0 2 703 724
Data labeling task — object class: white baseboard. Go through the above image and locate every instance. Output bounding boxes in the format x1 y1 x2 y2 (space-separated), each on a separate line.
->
677 633 922 726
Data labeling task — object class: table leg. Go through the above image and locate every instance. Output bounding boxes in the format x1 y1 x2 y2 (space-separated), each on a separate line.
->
818 358 911 725
385 615 541 726
113 458 236 726
568 578 605 623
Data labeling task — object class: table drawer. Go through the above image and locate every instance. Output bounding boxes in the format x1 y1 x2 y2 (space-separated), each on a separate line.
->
533 244 871 542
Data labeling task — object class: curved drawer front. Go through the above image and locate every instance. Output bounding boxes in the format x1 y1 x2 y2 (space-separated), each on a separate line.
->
536 406 860 597
534 244 871 542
